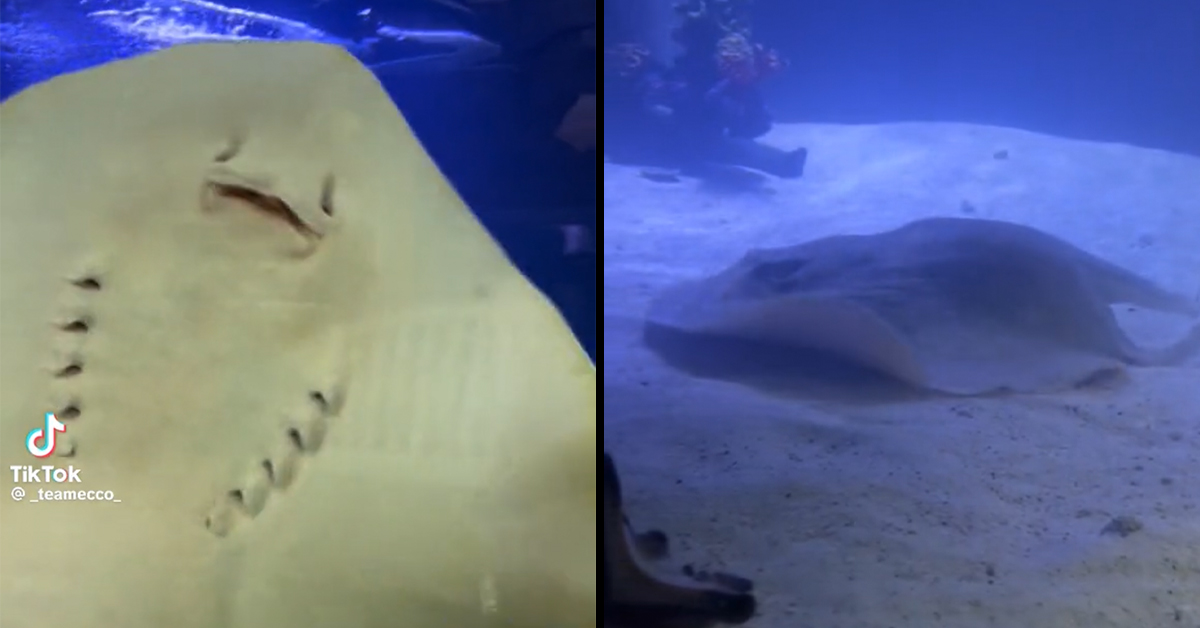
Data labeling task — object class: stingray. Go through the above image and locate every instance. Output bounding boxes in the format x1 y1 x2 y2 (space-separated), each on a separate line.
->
87 0 506 77
646 217 1200 396
0 42 594 627
366 26 506 76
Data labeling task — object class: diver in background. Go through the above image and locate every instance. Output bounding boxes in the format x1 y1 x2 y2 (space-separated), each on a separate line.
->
505 0 596 358
469 0 596 356
445 0 598 357
605 0 806 179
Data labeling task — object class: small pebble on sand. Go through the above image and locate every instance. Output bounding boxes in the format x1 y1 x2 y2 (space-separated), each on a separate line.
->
1101 515 1143 537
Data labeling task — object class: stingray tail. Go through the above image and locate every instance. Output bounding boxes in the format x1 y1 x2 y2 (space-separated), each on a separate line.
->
1124 323 1200 366
1087 256 1199 317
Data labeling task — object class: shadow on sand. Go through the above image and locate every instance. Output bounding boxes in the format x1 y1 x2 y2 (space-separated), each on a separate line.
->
641 322 1097 405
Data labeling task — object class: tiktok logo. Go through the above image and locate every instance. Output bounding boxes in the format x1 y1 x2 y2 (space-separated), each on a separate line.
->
26 413 67 458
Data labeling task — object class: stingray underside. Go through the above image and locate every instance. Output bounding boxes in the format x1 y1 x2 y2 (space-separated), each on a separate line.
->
0 41 595 628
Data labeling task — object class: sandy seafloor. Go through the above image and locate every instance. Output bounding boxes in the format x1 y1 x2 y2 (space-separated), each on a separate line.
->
602 123 1200 628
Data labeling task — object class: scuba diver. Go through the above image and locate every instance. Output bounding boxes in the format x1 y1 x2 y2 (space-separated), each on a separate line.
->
465 0 597 357
605 1 806 179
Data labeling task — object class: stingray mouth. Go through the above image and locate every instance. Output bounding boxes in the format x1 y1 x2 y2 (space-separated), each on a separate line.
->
208 181 325 242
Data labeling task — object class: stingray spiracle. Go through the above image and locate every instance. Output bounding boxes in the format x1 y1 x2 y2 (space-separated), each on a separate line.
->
204 387 342 537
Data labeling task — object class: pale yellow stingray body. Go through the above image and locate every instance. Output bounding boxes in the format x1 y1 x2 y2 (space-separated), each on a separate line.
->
0 42 595 627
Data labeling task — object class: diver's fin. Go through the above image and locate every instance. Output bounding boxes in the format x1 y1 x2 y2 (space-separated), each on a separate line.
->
603 452 758 626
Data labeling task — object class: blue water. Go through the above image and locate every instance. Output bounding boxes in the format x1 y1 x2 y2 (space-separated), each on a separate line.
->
606 0 1200 157
0 0 501 99
1 0 597 358
602 3 1197 626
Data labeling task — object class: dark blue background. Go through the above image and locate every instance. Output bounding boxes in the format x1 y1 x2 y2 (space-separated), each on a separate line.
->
754 0 1200 156
1 0 597 358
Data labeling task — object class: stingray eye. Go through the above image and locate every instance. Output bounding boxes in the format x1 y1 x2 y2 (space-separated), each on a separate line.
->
751 258 807 285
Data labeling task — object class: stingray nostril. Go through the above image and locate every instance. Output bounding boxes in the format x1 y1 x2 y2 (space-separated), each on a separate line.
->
227 489 245 504
59 404 81 420
213 137 242 163
71 277 102 291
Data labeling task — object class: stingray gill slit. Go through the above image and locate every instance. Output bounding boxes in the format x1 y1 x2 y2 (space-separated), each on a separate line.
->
204 382 344 537
41 267 107 458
